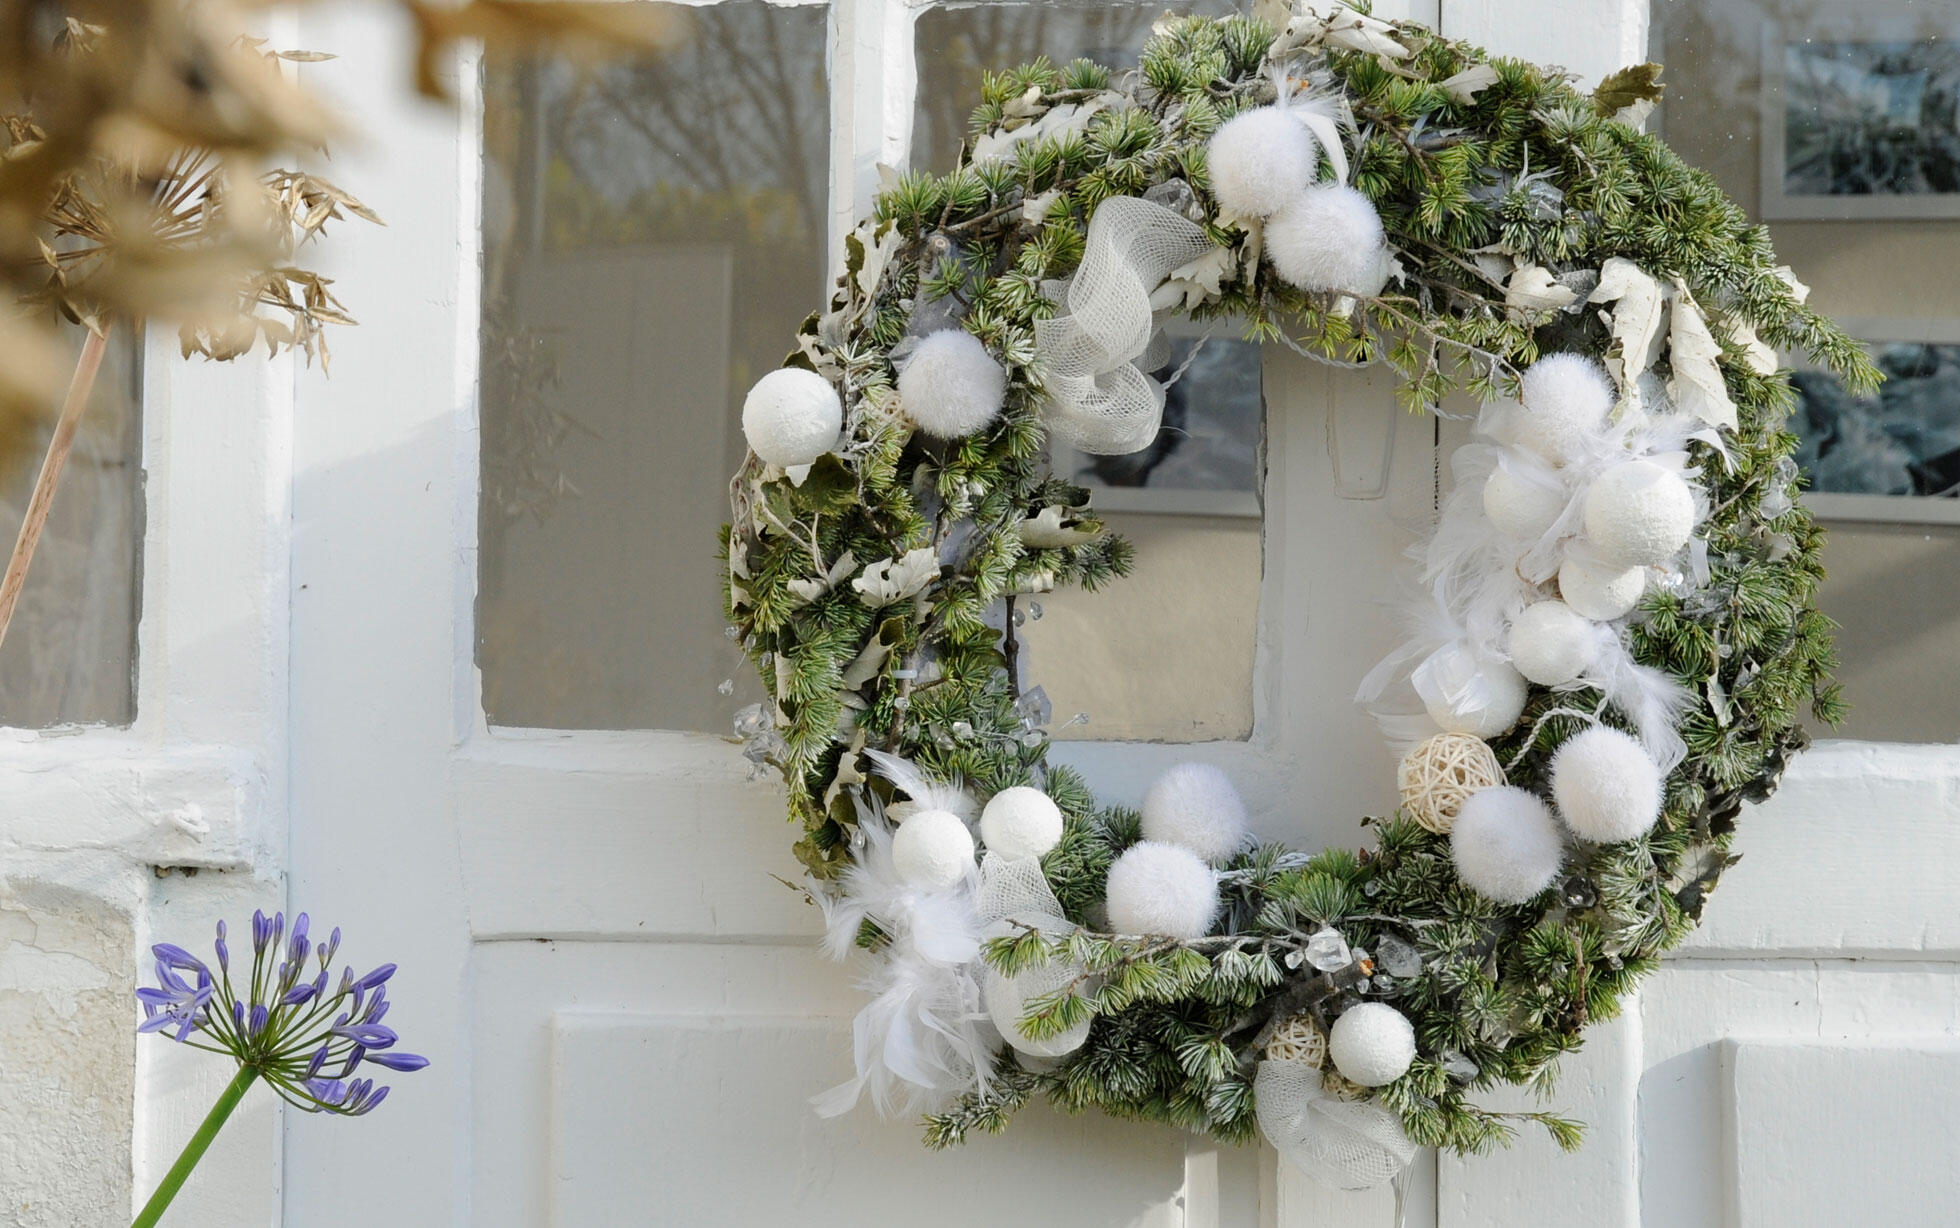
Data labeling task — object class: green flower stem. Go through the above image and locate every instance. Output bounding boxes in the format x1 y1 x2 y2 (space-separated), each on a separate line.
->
132 1064 258 1228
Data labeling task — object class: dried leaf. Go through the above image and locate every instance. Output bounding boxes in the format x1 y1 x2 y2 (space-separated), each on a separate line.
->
851 547 941 607
1018 506 1099 548
1504 263 1577 315
1323 9 1410 59
1589 257 1668 406
1666 279 1739 431
1440 64 1501 103
1592 63 1665 119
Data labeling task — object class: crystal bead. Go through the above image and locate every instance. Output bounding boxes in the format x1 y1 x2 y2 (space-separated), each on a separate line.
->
1370 973 1396 994
1304 926 1352 972
893 695 910 710
1028 601 1044 621
1439 1049 1479 1082
1011 609 1027 627
1013 686 1053 729
1283 949 1306 970
1019 730 1044 748
951 720 975 739
723 624 740 640
1374 933 1423 979
732 703 770 738
716 679 735 696
1560 875 1599 909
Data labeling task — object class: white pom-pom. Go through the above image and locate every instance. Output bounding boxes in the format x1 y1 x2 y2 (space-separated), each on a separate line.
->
741 367 842 467
890 807 975 889
1450 786 1565 904
1328 1003 1417 1088
1266 184 1388 295
1105 842 1219 939
1207 106 1318 219
1482 463 1567 540
1506 599 1598 686
1514 354 1613 464
1140 763 1250 863
979 786 1064 861
1558 554 1646 621
1551 726 1663 843
1583 459 1696 567
896 329 1006 440
1420 648 1529 739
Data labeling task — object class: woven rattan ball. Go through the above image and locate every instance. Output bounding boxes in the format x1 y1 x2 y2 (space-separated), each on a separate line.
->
1398 732 1506 834
1265 1015 1327 1068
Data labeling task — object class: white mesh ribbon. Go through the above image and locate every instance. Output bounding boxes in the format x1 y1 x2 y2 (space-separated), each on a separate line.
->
1255 1058 1417 1191
1034 195 1220 455
974 853 1092 1057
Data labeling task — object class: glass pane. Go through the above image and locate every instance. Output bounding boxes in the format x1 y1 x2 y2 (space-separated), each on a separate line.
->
916 2 1261 743
477 2 827 731
1652 0 1960 742
0 326 141 728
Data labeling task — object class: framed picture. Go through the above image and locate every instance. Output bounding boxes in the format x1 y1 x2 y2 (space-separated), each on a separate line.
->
1760 12 1960 220
1788 316 1960 524
1049 324 1264 518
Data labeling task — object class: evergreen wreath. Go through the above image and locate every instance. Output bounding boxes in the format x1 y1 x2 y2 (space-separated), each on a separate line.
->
720 2 1875 1184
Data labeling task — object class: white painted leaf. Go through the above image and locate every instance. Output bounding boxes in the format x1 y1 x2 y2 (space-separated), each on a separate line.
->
1589 256 1668 398
840 631 893 689
972 95 1116 164
1019 505 1099 548
851 546 940 607
1324 9 1409 58
1440 64 1500 103
788 549 859 606
1774 264 1811 304
1504 264 1578 314
1021 187 1062 226
1151 245 1237 312
1001 84 1046 121
1666 279 1739 431
1727 314 1780 377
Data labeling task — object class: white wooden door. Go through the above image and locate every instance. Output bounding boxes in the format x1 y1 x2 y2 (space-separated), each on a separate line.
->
273 1 1960 1226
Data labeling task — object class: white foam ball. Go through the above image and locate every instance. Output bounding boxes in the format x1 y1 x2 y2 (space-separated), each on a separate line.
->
1515 354 1614 464
984 959 1091 1058
741 367 842 467
979 786 1064 861
1551 726 1663 844
1207 106 1318 219
1506 599 1598 686
896 329 1006 440
891 807 975 889
1583 459 1696 567
1558 554 1647 621
1421 647 1530 739
1105 842 1219 940
1450 786 1565 904
1328 1002 1417 1087
1265 184 1388 295
1140 763 1250 863
1482 463 1567 540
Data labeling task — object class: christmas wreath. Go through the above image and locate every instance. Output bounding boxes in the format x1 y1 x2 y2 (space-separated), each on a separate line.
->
720 3 1874 1188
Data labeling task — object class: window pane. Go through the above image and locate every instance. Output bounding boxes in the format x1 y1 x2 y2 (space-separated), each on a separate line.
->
477 3 827 730
917 3 1260 743
0 327 141 728
1652 0 1960 742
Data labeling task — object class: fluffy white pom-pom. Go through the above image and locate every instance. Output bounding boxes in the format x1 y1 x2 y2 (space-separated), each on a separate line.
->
1140 763 1250 863
1551 726 1663 843
1506 599 1598 686
1515 354 1614 464
891 807 976 889
1105 842 1219 939
1207 106 1318 219
1482 463 1567 540
1421 645 1529 739
1583 459 1696 567
1450 786 1565 904
897 329 1007 440
979 786 1064 861
1266 184 1388 295
741 367 842 467
1558 554 1646 621
1328 1002 1417 1087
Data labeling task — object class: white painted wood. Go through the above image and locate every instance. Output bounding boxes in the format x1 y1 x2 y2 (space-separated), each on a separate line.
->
1726 1038 1960 1228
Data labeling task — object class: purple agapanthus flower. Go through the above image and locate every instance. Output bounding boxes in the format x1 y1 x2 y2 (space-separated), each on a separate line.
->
135 910 429 1115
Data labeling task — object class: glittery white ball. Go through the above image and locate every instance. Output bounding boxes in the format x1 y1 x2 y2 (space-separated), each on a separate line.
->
1515 354 1614 465
897 328 1007 440
1105 842 1220 940
741 367 842 467
1558 554 1647 621
1506 599 1598 687
1328 1002 1417 1087
1265 184 1389 295
1421 646 1529 739
1551 726 1663 844
890 807 976 890
1583 459 1696 567
1482 463 1567 540
1450 786 1565 904
1207 106 1318 219
979 786 1064 861
1140 763 1250 863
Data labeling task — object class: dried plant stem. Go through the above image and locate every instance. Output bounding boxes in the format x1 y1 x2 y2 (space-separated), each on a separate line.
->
0 325 109 655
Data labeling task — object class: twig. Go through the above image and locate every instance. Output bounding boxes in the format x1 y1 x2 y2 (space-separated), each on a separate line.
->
0 326 110 655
